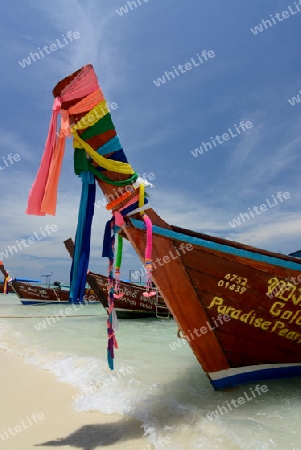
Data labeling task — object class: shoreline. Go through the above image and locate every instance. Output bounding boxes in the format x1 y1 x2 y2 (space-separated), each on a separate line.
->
0 349 148 450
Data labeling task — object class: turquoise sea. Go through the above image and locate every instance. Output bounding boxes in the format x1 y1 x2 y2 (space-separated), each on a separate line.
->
0 294 301 449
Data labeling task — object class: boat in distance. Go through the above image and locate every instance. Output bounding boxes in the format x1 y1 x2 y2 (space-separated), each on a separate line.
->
64 238 170 319
11 278 97 305
28 64 301 390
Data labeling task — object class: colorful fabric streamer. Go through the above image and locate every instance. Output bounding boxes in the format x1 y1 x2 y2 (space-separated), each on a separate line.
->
27 64 155 370
26 65 100 216
3 274 11 294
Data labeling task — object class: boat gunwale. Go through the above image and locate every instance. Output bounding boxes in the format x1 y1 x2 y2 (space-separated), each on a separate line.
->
130 219 301 270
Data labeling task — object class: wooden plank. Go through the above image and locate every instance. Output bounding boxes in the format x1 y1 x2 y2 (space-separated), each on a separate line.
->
123 225 230 373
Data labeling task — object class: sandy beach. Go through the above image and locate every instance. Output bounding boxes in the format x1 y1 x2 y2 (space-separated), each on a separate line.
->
0 350 149 450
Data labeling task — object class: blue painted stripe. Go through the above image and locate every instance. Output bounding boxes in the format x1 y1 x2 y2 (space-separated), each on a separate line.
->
211 365 301 390
20 300 57 306
130 219 301 271
14 278 41 282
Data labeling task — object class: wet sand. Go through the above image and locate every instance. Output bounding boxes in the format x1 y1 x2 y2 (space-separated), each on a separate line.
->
0 350 149 450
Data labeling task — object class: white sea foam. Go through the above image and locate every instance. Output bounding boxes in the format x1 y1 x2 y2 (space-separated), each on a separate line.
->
1 295 301 449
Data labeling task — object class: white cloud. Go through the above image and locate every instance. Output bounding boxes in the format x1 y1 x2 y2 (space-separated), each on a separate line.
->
147 187 300 256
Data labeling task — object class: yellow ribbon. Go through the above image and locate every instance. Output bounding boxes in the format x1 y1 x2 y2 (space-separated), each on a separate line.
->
138 182 145 215
70 99 134 174
71 100 109 132
71 130 135 175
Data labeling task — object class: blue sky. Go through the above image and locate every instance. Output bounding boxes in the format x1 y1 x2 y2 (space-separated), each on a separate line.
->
1 0 301 283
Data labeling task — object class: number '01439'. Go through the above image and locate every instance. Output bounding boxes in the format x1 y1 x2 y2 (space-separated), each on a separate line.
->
217 273 247 294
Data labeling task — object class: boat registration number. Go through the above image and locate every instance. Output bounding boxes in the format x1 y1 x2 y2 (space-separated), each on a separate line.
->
217 273 247 294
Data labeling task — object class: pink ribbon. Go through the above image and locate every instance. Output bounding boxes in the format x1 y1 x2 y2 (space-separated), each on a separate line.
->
26 64 100 216
26 97 62 216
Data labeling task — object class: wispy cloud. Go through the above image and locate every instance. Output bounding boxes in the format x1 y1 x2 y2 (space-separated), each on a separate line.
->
2 0 301 284
225 212 301 254
148 183 299 256
0 129 34 164
31 0 123 92
208 109 301 209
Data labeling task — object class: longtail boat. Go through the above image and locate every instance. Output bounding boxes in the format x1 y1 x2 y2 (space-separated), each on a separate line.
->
12 278 67 304
11 278 97 305
87 271 170 319
64 238 170 319
26 64 301 389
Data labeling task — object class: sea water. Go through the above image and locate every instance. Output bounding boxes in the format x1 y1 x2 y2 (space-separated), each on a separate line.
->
0 294 301 450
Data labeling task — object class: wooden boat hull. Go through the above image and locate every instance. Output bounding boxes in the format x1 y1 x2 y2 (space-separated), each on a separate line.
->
123 217 301 389
12 280 97 304
63 238 170 319
86 271 170 319
32 64 301 389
